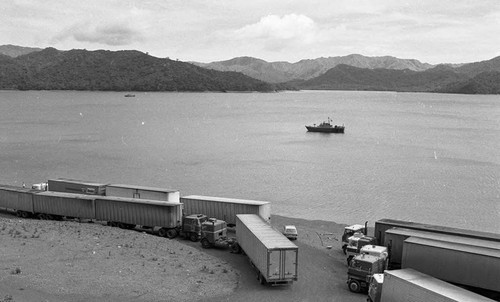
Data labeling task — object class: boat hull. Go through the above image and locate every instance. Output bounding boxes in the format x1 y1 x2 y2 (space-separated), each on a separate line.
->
305 126 345 133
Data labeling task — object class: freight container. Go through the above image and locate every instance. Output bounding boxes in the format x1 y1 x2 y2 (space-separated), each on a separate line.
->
0 185 38 216
369 268 494 302
235 214 298 285
384 228 500 269
106 184 180 203
374 219 500 247
48 178 108 195
32 191 95 220
94 196 182 234
181 195 271 226
402 237 500 292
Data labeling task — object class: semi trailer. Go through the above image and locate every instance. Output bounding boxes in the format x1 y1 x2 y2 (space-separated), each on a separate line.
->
235 214 298 285
181 195 271 226
384 227 500 269
48 178 108 195
368 269 495 302
402 237 500 293
105 184 180 203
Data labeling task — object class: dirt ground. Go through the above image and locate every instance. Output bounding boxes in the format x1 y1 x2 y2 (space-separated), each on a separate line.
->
0 211 366 302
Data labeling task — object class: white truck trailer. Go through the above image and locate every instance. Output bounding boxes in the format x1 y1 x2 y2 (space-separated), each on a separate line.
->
368 269 495 302
105 184 180 203
402 237 500 293
181 195 271 226
235 214 298 285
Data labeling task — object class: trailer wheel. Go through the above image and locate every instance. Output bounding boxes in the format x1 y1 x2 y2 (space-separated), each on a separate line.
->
189 233 199 242
166 229 178 239
348 280 361 293
201 238 211 249
231 243 242 254
258 273 266 285
158 228 168 237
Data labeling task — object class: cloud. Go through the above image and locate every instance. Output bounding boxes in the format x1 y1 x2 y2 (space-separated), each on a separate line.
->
54 21 145 46
233 14 319 51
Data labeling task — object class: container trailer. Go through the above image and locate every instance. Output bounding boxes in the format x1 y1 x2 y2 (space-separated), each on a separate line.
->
374 219 500 247
384 227 500 269
32 191 95 220
402 237 500 293
235 214 298 285
368 269 495 302
105 184 180 203
0 185 40 217
48 178 108 195
181 195 271 226
94 196 183 236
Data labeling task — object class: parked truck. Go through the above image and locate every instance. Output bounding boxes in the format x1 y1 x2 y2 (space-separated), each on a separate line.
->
347 253 386 293
181 195 271 227
402 237 500 293
345 233 378 264
367 269 495 302
341 223 367 254
383 227 500 269
200 218 238 250
105 184 180 203
235 214 298 285
48 178 108 195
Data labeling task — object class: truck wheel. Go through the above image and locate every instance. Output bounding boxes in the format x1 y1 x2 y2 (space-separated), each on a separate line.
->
166 229 178 239
348 280 361 293
158 228 168 237
258 273 266 285
189 233 199 242
201 238 211 249
231 243 242 254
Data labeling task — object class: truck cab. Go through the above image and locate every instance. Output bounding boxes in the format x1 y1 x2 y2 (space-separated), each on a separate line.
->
342 224 366 254
347 254 386 293
367 273 384 302
200 218 229 248
346 234 377 264
181 214 208 242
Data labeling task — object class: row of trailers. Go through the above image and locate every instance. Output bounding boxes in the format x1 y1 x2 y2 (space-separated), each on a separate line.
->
0 178 271 238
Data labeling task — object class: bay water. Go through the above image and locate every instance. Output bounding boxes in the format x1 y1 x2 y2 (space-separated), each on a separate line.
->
0 90 498 233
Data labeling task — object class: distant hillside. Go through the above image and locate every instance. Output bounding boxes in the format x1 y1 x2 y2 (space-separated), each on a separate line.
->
0 48 278 92
436 71 500 94
193 54 435 83
292 64 468 92
454 56 500 77
0 44 42 57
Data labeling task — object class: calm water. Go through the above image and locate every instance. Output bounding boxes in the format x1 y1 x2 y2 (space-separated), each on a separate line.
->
0 90 499 233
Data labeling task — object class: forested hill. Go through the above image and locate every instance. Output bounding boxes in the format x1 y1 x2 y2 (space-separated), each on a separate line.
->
0 48 278 92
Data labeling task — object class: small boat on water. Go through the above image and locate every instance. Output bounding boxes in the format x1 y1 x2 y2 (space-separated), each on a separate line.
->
124 94 136 97
306 117 345 133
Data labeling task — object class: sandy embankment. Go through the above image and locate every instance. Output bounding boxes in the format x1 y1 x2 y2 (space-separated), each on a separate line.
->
0 212 354 302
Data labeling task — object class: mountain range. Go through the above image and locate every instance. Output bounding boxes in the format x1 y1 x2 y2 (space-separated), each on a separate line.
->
1 45 499 94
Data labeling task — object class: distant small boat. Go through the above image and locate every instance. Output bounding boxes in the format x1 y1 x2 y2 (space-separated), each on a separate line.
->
124 94 136 97
306 117 345 133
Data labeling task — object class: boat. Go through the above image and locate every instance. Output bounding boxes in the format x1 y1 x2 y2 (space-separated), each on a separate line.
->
305 117 345 133
124 94 136 97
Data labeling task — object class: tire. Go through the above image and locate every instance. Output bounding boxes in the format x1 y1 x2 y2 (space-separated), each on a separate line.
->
38 213 47 220
166 229 178 239
158 228 168 237
231 243 242 254
189 233 199 242
201 238 211 249
258 273 266 285
348 280 361 293
20 211 31 218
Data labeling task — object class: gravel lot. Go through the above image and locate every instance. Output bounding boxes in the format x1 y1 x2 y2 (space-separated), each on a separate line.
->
0 211 366 302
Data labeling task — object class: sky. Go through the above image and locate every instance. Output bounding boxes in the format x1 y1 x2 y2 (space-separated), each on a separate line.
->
1 0 499 64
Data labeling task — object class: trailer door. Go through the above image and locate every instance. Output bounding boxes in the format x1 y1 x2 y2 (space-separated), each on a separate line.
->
284 249 297 279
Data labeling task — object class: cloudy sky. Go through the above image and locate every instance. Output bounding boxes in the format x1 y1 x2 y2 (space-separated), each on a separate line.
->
2 0 499 64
